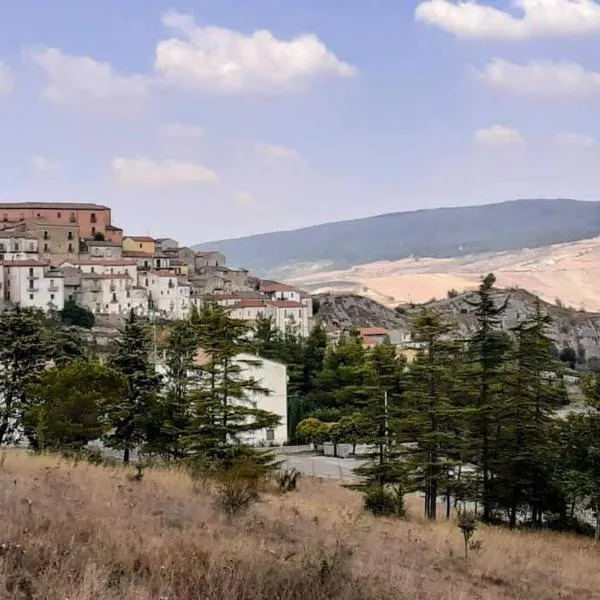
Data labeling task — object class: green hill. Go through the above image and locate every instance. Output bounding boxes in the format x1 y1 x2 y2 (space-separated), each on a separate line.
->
194 199 600 274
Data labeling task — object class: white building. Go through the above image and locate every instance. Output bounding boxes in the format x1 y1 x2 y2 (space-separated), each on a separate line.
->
80 240 122 260
2 260 64 311
61 259 137 279
269 300 310 337
0 231 38 261
156 352 288 446
141 270 190 320
78 272 143 316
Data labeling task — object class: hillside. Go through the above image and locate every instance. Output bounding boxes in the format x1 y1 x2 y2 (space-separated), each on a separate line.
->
195 199 600 274
2 452 599 600
315 289 600 359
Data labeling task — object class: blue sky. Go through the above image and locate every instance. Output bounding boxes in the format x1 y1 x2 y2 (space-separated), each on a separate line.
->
1 0 600 244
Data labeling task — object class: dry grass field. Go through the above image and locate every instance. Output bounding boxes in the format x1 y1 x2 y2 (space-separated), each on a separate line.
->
1 451 599 599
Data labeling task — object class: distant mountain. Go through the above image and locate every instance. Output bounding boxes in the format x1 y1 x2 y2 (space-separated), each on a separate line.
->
194 199 600 275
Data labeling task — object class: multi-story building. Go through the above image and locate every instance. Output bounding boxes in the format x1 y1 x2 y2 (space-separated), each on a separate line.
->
60 259 138 280
80 239 123 261
2 260 64 311
0 202 121 242
195 251 226 272
78 272 139 316
140 270 190 320
123 236 156 254
0 231 38 261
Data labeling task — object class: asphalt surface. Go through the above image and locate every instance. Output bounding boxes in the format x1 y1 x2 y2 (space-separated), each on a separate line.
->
277 451 364 482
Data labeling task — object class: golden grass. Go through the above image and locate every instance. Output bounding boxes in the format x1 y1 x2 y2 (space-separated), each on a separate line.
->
0 451 599 599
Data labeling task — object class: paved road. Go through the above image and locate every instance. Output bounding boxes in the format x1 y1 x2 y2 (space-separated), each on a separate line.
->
277 452 364 481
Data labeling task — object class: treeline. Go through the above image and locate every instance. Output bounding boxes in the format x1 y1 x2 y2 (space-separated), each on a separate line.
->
0 303 281 472
258 274 600 536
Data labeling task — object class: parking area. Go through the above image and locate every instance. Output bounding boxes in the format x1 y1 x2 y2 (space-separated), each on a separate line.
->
277 452 364 482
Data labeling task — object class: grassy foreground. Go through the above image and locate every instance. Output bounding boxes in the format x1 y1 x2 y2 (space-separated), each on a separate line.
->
0 452 598 600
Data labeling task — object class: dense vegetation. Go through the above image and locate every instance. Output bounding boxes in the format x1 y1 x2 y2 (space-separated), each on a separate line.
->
195 198 600 272
257 274 600 536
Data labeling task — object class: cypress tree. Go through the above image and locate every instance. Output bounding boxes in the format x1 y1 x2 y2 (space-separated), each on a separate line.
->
106 310 161 463
0 307 49 446
465 273 511 522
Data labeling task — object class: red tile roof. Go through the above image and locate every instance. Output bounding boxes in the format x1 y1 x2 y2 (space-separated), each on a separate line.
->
232 300 269 309
359 327 388 337
270 300 304 308
122 250 153 258
149 270 176 277
64 259 136 266
260 281 299 293
126 236 155 242
1 260 47 267
0 202 109 210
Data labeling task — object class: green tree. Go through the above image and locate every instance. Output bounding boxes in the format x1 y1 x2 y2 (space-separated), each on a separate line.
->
59 299 95 329
26 360 127 451
105 310 161 463
465 273 511 522
493 301 564 528
0 307 49 446
296 417 331 446
400 310 470 520
184 303 281 461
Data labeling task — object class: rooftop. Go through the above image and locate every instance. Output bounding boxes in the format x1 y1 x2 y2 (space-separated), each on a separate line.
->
149 270 176 277
260 280 300 293
1 259 48 267
0 231 37 239
232 299 269 309
196 251 220 257
358 327 389 337
125 236 155 243
0 202 109 210
62 259 136 267
122 250 153 258
270 300 304 309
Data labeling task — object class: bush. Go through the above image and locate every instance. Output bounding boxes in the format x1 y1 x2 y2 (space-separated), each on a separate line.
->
363 486 405 517
60 299 95 329
276 468 301 492
216 478 260 517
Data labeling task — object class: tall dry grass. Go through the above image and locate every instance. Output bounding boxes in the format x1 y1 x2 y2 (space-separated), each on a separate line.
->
0 450 598 599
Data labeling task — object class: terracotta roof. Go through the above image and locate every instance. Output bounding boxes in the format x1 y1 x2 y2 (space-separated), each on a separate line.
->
260 281 299 293
83 272 131 280
270 300 304 308
122 250 153 258
196 251 219 257
0 202 109 210
232 300 269 309
0 231 37 239
358 327 388 337
63 259 136 266
125 236 154 242
1 260 47 267
106 225 123 231
149 270 175 277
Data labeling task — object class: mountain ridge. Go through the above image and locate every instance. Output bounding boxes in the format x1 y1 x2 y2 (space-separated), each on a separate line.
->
194 198 600 275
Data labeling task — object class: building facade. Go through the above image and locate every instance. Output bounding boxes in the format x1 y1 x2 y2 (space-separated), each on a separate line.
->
2 260 64 311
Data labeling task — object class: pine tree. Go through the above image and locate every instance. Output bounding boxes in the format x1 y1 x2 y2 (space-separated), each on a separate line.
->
0 307 49 446
465 273 511 522
353 342 406 490
401 309 470 520
106 310 161 463
494 300 564 528
184 303 280 462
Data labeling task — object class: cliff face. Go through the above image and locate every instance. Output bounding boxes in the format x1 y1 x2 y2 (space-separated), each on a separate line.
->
315 289 600 358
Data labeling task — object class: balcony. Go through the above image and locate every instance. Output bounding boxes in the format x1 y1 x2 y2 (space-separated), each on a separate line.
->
26 274 40 280
48 284 60 292
109 284 116 292
27 286 39 292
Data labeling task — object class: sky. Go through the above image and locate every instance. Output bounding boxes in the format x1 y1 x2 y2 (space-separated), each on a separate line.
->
1 0 600 245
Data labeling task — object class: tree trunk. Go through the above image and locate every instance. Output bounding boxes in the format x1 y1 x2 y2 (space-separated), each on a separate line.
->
123 445 130 464
446 490 451 520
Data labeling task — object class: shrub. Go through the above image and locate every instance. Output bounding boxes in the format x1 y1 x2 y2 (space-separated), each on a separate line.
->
276 468 301 492
216 478 260 517
457 511 478 559
59 299 95 329
363 486 405 518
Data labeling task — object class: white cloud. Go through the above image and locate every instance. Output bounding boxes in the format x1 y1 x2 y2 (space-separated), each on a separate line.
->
0 61 15 95
415 0 600 39
112 157 218 187
30 47 150 111
554 132 597 149
31 155 59 173
254 142 299 159
477 59 600 96
160 122 205 139
231 191 255 206
474 124 524 148
154 11 356 93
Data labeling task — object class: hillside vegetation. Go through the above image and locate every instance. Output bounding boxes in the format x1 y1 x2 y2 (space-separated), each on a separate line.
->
1 452 599 600
195 198 600 274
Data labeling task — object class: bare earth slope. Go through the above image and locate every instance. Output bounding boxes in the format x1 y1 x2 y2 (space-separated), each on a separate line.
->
293 236 600 312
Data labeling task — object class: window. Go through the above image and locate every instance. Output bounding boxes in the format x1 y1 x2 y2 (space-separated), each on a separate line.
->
90 213 97 223
28 243 34 251
145 278 148 286
50 294 55 301
43 243 49 252
91 226 96 236
68 243 73 253
57 212 61 218
67 231 73 240
14 243 18 252
110 268 114 274
29 267 34 277
90 267 95 273
2 213 7 222
50 279 54 288
139 243 143 249
29 280 34 290
19 213 24 221
43 231 48 240
266 429 275 442
36 213 41 218
69 212 76 223
29 294 33 301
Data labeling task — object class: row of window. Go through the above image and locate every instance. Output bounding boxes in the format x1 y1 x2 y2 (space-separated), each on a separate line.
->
43 230 75 240
1 212 97 223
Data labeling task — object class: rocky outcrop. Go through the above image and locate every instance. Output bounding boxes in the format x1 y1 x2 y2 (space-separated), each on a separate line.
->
315 289 600 358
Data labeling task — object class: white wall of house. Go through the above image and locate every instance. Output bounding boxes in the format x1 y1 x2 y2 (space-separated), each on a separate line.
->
140 271 190 320
270 302 310 337
78 274 135 315
0 234 38 261
61 260 137 280
3 261 64 311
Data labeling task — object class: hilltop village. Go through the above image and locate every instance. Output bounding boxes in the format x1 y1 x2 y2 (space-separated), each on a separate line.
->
0 201 312 336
